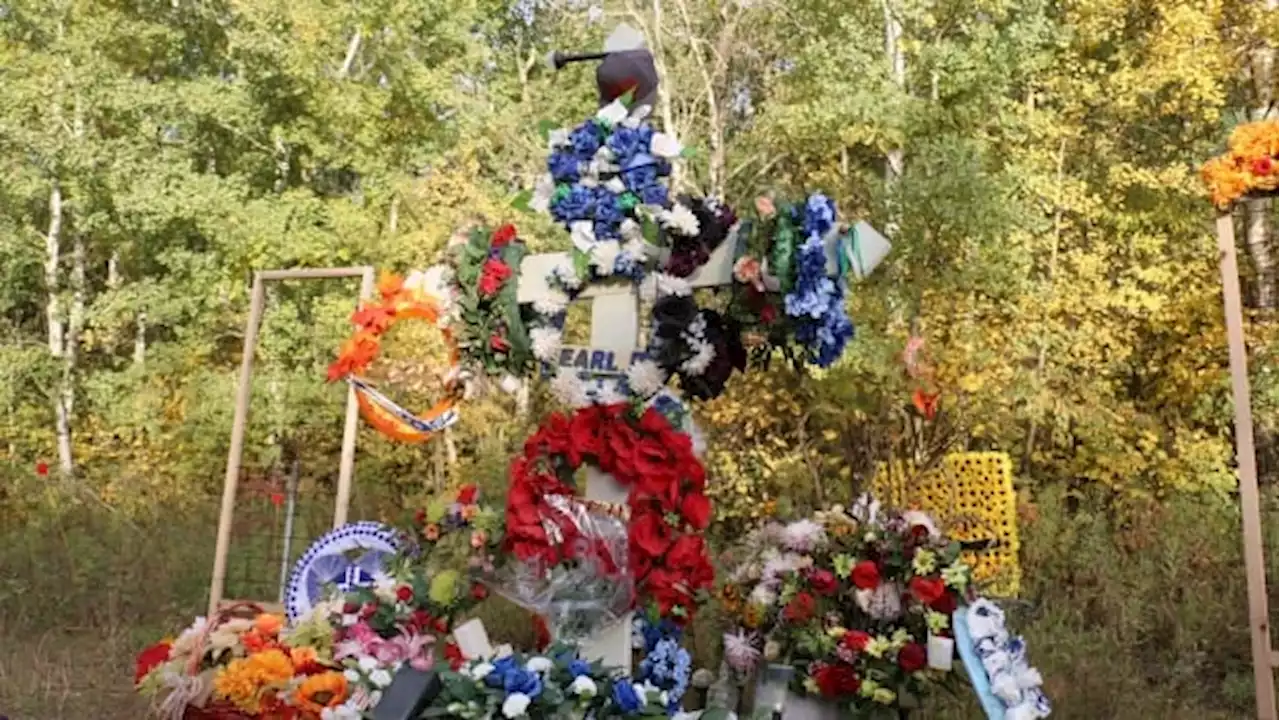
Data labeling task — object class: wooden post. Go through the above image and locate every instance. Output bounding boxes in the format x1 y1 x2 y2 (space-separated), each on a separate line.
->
1215 212 1277 720
333 267 377 528
208 273 267 618
208 267 375 615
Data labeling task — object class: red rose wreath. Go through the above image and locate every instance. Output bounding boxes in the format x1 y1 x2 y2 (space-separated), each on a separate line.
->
505 403 715 621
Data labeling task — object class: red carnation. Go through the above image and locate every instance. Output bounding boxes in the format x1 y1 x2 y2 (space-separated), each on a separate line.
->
490 334 511 352
478 259 512 297
842 630 872 653
851 560 881 590
807 568 838 596
930 589 958 615
396 585 414 603
470 582 489 600
409 609 433 630
135 640 172 684
812 662 860 697
909 576 946 606
433 617 450 634
491 224 518 247
445 642 465 670
783 591 816 623
457 484 478 504
680 492 711 529
897 642 927 673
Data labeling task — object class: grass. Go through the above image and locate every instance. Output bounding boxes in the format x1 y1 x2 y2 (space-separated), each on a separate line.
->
0 483 1275 719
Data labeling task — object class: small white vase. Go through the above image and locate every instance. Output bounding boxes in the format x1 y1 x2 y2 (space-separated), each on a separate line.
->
783 691 844 720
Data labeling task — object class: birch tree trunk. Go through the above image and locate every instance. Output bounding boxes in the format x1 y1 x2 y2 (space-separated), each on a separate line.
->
45 181 74 476
882 0 905 236
1246 31 1277 309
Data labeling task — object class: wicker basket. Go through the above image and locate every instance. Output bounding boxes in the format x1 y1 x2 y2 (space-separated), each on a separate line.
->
176 601 267 720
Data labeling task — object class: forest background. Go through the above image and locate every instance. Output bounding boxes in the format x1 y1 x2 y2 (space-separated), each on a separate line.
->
0 0 1277 718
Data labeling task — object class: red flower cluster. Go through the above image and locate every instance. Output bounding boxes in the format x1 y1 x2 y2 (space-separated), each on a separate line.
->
505 403 715 621
812 661 861 697
478 258 513 298
134 640 172 684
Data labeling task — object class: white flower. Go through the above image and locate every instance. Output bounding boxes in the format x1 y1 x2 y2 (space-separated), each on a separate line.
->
470 662 496 681
499 374 522 395
596 99 629 125
531 173 556 214
626 360 667 398
856 582 904 621
551 263 581 290
357 656 379 673
551 368 590 408
620 218 644 242
369 669 393 688
502 692 532 718
343 668 362 684
569 675 598 697
849 493 881 524
570 221 597 252
653 273 692 297
589 241 621 275
530 327 563 363
533 289 570 316
525 656 553 673
594 145 615 161
660 203 701 237
649 131 683 159
548 128 570 149
578 173 599 188
622 237 650 263
605 177 626 194
778 515 829 548
372 573 398 603
748 584 778 607
321 703 364 720
633 682 652 706
680 342 715 375
593 383 627 405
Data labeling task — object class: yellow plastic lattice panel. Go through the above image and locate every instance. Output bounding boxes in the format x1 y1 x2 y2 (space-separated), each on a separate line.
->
871 452 1020 597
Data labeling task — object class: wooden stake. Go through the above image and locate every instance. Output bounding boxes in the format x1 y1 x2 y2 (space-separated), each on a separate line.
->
332 267 376 528
1215 212 1277 720
208 274 267 618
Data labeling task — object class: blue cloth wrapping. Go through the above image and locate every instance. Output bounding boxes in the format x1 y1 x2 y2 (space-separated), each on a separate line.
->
953 607 1007 720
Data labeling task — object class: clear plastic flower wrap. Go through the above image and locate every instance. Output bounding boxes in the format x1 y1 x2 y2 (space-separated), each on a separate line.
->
485 494 633 644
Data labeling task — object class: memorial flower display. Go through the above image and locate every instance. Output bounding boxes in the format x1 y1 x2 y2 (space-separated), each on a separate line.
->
715 501 973 715
445 223 534 386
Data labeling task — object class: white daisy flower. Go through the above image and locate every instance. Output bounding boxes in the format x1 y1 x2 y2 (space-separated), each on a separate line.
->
551 369 590 408
547 128 569 149
530 327 562 363
660 203 701 237
626 360 667 398
530 174 556 214
533 289 570 316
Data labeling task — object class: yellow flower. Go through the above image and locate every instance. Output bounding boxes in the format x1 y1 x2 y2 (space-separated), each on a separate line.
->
912 549 937 575
872 687 897 704
926 610 950 633
213 649 294 712
826 626 848 639
942 561 970 589
865 636 890 659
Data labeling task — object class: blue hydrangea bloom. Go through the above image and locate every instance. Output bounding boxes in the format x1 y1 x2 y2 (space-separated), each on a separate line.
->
570 122 602 157
784 197 856 368
548 152 580 183
608 126 652 163
503 668 543 698
640 184 668 206
612 681 642 712
550 185 594 223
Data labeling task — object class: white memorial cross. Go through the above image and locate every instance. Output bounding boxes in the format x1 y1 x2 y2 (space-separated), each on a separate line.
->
513 223 890 672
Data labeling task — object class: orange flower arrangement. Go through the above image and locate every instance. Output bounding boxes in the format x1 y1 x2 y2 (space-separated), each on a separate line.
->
1201 118 1279 209
213 648 296 714
326 271 462 444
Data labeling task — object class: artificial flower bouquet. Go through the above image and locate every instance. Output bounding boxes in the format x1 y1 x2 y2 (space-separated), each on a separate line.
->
716 499 971 718
424 642 672 719
730 193 856 370
445 223 534 384
1201 118 1280 209
135 604 351 720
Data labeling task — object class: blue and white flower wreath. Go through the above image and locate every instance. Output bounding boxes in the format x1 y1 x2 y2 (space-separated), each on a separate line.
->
526 100 732 408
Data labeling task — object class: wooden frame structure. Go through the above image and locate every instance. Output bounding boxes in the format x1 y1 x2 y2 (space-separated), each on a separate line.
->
207 266 376 618
1215 213 1277 720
